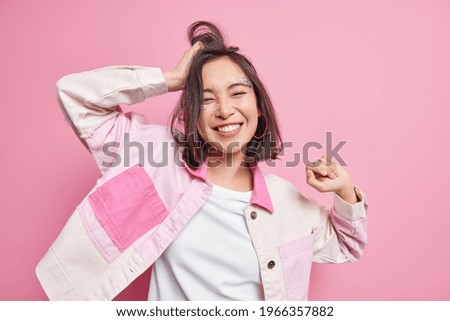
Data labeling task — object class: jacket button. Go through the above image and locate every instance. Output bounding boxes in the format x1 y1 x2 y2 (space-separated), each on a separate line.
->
250 211 257 219
267 260 275 269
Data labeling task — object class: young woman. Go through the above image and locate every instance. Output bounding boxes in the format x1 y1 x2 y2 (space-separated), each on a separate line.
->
36 21 368 301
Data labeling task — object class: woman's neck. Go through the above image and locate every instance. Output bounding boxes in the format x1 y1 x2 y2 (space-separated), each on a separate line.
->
206 151 253 192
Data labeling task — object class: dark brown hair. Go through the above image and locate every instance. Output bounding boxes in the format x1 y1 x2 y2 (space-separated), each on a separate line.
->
170 21 283 169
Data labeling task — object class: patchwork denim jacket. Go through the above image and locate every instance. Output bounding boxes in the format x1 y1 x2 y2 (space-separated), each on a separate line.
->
36 66 368 300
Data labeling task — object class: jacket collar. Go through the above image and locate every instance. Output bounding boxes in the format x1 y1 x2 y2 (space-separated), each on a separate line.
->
184 159 274 214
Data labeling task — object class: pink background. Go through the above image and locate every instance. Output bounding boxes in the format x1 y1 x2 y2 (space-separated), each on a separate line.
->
0 0 449 300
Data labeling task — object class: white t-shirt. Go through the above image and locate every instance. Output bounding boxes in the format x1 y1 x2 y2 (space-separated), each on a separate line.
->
148 183 264 300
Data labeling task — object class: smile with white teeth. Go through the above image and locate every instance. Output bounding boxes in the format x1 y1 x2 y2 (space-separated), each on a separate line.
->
215 123 242 133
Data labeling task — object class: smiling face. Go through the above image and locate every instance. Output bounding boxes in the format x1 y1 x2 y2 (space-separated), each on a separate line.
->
198 56 259 157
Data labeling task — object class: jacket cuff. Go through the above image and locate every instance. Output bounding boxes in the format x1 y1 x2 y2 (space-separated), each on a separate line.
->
332 186 367 221
134 66 168 98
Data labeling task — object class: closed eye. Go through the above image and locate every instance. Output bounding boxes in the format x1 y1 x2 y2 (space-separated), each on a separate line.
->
232 92 246 96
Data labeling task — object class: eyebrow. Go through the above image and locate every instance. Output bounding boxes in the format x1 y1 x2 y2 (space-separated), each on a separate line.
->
202 82 251 93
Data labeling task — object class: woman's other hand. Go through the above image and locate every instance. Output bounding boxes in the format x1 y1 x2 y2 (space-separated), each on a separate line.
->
305 156 359 204
163 41 204 92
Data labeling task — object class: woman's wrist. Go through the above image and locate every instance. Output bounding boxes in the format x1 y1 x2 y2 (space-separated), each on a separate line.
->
162 70 183 92
336 182 358 204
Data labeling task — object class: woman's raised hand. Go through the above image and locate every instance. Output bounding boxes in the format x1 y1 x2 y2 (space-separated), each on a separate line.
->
305 156 359 204
163 41 204 92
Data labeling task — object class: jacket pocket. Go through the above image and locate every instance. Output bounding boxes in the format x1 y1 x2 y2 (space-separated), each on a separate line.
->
88 164 168 252
278 231 315 300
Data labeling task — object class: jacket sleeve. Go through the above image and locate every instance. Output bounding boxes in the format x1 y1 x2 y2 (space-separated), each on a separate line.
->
55 65 168 172
308 186 368 263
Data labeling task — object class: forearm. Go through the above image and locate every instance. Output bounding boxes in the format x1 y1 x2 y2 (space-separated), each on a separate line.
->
313 187 368 263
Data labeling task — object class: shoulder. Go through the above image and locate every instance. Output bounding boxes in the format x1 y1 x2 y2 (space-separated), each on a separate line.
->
261 171 302 206
262 170 323 215
262 171 298 194
124 112 175 143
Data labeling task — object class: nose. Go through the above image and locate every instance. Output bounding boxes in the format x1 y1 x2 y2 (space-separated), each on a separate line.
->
215 98 236 119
